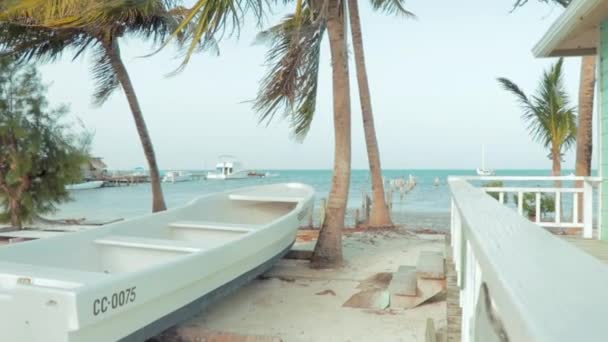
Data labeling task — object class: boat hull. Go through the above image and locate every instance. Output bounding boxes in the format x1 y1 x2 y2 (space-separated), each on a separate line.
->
206 170 250 180
0 183 314 342
66 181 104 190
120 242 293 341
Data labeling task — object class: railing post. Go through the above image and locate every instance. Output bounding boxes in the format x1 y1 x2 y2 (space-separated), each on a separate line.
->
462 241 473 342
572 192 579 224
517 192 524 216
535 192 541 223
583 180 593 238
555 191 561 224
499 192 504 204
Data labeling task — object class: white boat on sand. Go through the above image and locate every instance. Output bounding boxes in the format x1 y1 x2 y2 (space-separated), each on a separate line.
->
65 180 104 191
162 171 193 183
0 183 314 342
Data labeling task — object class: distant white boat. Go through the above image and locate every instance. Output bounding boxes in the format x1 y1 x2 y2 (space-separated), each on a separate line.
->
65 180 104 190
162 171 193 183
0 183 314 341
207 155 251 180
476 144 495 176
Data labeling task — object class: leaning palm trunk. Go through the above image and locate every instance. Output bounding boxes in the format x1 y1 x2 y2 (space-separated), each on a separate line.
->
575 55 596 222
311 0 351 269
347 0 392 228
103 40 167 213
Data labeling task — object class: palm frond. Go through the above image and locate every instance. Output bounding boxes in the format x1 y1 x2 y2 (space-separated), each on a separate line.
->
369 0 416 17
0 0 184 105
163 0 267 68
499 58 577 156
253 6 326 140
0 22 89 64
511 0 571 11
90 43 120 106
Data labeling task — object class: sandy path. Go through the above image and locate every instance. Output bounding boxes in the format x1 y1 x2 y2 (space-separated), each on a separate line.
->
168 230 446 342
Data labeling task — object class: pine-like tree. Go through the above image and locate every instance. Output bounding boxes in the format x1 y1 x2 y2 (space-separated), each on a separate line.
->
0 57 89 228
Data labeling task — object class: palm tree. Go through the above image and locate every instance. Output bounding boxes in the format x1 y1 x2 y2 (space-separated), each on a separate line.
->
0 0 183 212
253 0 412 263
347 0 413 228
253 0 350 268
498 58 577 184
512 0 595 221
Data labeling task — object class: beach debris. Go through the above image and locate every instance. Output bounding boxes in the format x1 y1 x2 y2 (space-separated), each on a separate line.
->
387 252 447 309
389 278 445 310
343 290 390 310
315 289 336 296
257 274 296 283
154 325 283 342
355 272 393 291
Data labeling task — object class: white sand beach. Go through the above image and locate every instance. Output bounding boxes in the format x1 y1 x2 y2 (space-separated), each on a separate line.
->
154 229 447 342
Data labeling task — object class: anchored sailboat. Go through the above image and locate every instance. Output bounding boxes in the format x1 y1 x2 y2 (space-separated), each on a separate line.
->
476 144 495 176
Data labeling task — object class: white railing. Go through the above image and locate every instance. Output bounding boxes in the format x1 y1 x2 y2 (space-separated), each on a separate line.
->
449 178 608 341
454 176 601 239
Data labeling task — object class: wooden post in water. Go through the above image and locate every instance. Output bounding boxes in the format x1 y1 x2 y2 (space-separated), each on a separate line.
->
319 198 327 228
365 194 371 223
308 205 314 228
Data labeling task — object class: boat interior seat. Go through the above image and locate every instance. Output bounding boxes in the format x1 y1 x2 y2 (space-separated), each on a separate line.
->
95 235 203 253
169 221 259 233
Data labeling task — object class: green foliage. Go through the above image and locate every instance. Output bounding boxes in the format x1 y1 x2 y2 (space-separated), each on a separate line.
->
253 5 326 140
511 0 571 11
0 0 182 106
483 181 508 203
513 193 555 218
0 57 89 227
498 58 577 162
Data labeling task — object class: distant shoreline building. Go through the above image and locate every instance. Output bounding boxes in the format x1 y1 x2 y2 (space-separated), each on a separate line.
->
81 157 108 180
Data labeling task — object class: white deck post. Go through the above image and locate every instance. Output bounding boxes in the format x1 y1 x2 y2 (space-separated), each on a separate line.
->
535 192 541 223
584 180 593 238
573 192 579 224
555 191 561 224
601 21 608 240
517 192 524 216
499 192 504 204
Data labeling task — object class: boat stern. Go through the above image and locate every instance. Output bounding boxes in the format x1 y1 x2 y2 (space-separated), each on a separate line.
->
0 279 79 342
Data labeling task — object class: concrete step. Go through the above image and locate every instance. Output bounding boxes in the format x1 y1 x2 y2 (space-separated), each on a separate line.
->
388 265 417 296
417 251 446 280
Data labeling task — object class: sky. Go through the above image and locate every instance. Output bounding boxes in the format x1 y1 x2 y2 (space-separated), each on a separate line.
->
38 0 594 171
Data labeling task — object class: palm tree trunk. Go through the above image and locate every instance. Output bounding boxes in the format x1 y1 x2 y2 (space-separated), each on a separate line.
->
575 55 596 222
104 40 167 213
347 0 392 228
311 0 351 269
552 148 562 188
9 198 21 229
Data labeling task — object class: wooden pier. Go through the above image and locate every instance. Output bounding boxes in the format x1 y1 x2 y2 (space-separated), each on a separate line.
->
102 175 150 187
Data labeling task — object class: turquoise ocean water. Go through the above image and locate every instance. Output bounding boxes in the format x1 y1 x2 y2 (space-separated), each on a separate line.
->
53 169 590 227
